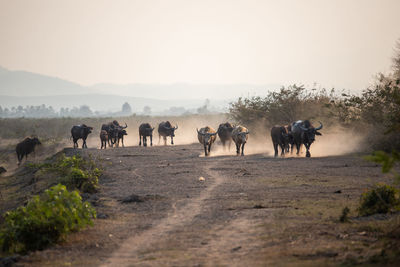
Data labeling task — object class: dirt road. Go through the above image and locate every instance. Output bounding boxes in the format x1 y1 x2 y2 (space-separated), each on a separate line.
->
16 144 395 266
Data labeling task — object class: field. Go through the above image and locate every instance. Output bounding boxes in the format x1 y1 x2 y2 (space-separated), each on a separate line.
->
1 118 399 266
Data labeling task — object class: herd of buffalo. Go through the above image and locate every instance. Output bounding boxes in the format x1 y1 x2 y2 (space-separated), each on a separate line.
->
14 119 323 164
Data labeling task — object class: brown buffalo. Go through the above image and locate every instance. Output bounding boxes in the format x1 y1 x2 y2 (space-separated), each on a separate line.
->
197 126 217 156
231 126 249 156
100 130 108 149
271 125 290 157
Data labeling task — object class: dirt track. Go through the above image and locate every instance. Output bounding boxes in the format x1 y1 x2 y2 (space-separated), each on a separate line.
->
13 143 396 266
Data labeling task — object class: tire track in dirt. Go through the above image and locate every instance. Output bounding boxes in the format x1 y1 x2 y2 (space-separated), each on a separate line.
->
102 157 228 266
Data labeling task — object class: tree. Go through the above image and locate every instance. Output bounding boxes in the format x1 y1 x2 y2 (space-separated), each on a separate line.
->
78 105 93 117
143 106 151 115
122 102 132 114
393 39 400 80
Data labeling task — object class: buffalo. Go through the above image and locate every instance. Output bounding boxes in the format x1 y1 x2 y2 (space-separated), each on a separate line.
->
291 120 323 157
100 130 108 149
197 126 217 156
271 125 290 157
286 124 295 153
116 129 127 147
231 126 249 156
158 121 178 145
101 121 127 147
71 124 93 148
139 123 154 147
217 122 234 150
16 137 41 165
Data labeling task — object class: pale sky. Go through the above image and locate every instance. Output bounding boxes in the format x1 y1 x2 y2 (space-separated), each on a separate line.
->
1 0 400 93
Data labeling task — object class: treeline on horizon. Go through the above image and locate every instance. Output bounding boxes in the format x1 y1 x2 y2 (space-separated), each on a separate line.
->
0 99 218 118
0 102 134 118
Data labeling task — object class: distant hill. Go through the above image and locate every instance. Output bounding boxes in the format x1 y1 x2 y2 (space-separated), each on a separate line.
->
0 65 279 115
0 66 93 96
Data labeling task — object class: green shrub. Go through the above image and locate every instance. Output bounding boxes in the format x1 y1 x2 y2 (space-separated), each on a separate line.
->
364 150 400 183
34 154 101 193
358 184 400 216
0 184 96 253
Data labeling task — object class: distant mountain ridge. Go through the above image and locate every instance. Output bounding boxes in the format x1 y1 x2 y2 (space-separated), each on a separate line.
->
0 66 93 96
0 66 281 115
0 66 280 99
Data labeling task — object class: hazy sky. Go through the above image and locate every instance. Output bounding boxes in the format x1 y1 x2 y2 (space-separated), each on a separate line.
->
1 0 400 93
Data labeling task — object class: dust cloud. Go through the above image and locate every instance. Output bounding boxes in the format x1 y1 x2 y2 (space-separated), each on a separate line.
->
66 117 366 158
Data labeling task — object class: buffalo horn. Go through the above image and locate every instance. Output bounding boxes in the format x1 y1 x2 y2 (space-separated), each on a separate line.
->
299 125 308 131
315 121 323 130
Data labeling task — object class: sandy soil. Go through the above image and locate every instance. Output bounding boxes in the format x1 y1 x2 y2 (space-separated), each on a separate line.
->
5 142 397 267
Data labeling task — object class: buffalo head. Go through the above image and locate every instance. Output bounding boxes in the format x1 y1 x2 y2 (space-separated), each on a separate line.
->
299 121 323 143
197 128 217 145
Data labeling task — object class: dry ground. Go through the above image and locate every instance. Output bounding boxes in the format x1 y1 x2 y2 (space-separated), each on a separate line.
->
1 142 399 266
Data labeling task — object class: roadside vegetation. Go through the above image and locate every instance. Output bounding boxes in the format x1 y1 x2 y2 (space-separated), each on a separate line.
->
29 154 102 194
0 153 101 256
0 184 96 253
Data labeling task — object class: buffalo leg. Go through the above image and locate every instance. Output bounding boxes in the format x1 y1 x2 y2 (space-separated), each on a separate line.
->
144 136 147 147
273 142 278 157
236 143 240 156
171 136 174 145
204 145 208 156
150 135 153 146
139 135 142 146
295 142 301 155
241 143 245 156
121 136 125 147
280 143 285 157
208 143 212 154
305 143 311 157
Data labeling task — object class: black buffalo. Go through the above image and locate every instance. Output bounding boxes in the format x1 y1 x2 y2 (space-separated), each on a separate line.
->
71 124 93 148
139 123 154 147
291 120 323 157
101 121 127 147
271 125 290 157
158 121 178 145
16 137 41 165
217 122 234 150
286 124 295 153
116 129 127 147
